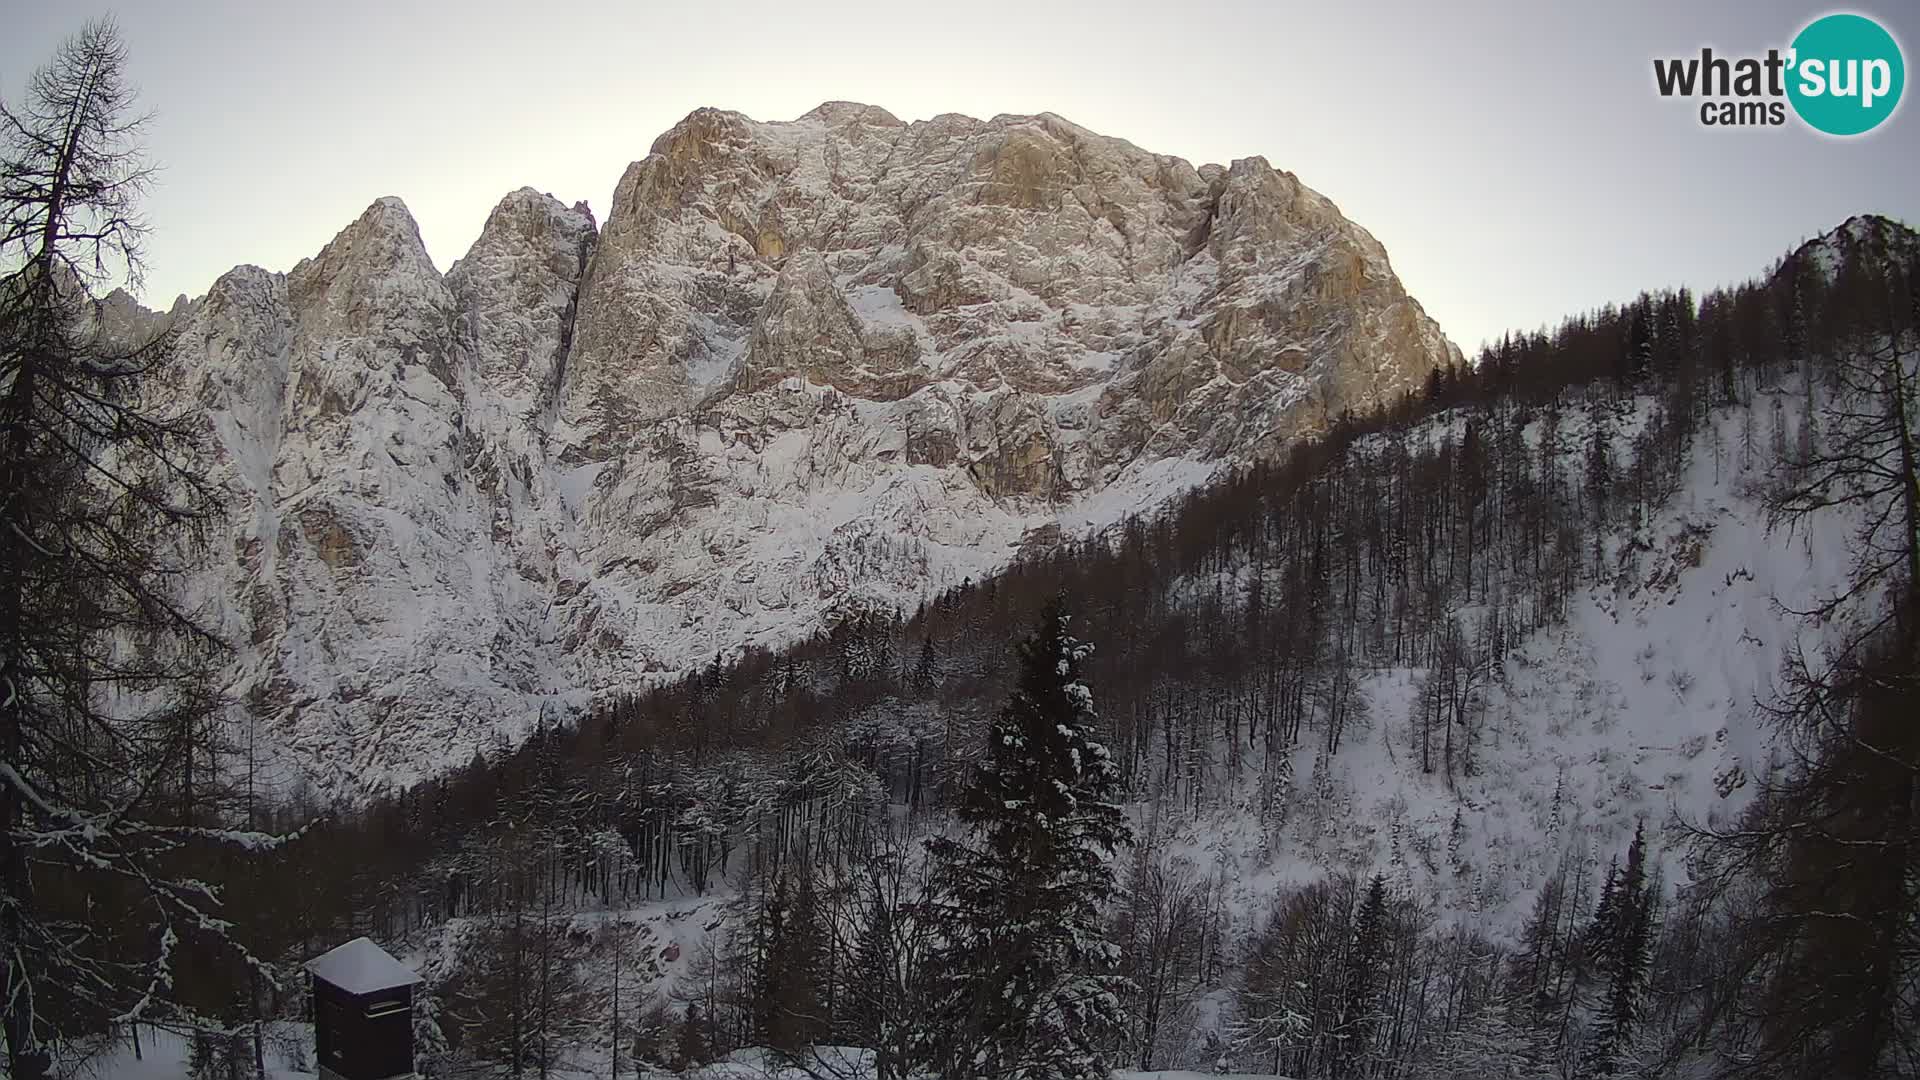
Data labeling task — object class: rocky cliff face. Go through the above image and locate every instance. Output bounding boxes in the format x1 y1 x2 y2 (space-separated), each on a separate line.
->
146 104 1457 796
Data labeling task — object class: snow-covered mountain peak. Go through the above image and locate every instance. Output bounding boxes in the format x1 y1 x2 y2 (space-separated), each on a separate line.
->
289 196 441 306
1789 211 1919 281
449 188 597 416
795 100 905 128
279 196 457 440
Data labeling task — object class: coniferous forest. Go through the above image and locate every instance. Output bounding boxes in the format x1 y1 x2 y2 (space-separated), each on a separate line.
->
5 18 1920 1080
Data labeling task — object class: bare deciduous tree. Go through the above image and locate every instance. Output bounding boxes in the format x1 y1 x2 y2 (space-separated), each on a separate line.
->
0 18 290 1078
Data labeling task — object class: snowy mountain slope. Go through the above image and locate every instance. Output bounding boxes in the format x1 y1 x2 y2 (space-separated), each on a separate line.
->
1139 387 1871 949
135 105 1457 797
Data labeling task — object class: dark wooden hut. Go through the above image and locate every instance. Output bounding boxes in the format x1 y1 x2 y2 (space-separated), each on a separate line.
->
306 937 422 1080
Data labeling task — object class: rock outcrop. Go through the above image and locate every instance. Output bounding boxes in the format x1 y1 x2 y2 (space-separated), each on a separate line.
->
146 104 1457 796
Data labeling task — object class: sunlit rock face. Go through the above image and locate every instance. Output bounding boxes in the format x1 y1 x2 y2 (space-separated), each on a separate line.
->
149 104 1456 797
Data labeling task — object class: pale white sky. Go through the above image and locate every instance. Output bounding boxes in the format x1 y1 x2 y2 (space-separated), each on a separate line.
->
2 0 1915 352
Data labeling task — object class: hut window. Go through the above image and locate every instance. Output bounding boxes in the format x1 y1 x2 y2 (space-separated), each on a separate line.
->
365 998 407 1019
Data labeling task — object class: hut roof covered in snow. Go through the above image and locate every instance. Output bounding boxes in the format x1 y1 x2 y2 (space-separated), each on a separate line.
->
305 937 421 995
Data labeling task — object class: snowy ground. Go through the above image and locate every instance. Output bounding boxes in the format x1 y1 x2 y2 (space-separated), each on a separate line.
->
408 894 731 1019
59 1023 316 1080
73 1035 1291 1080
1115 1073 1295 1080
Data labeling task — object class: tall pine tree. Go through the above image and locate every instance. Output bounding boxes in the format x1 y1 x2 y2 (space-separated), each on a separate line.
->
758 863 829 1054
1333 874 1389 1079
1583 824 1654 1077
922 598 1133 1080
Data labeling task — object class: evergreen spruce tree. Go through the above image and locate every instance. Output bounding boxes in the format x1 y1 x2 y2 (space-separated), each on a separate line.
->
760 864 829 1053
1581 859 1620 963
754 872 791 1046
912 633 938 693
922 598 1133 1080
1620 304 1655 387
1583 824 1654 1077
1333 874 1389 1079
1447 807 1469 876
1510 863 1569 1025
674 1004 708 1070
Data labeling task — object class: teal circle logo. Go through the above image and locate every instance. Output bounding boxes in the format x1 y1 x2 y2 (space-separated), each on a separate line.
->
1787 13 1905 135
